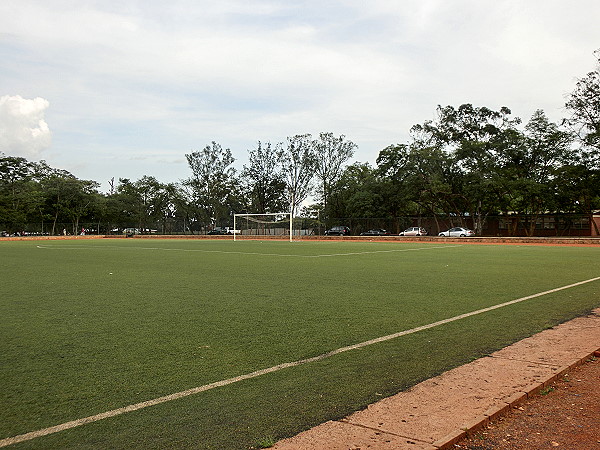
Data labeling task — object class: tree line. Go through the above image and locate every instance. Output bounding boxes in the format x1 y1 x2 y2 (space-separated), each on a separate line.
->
1 51 598 236
0 132 356 235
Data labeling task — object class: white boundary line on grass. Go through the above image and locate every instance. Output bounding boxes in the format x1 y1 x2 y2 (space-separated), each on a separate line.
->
2 275 600 447
35 244 462 258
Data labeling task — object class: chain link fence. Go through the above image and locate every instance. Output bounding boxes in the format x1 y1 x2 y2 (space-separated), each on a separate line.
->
2 214 596 237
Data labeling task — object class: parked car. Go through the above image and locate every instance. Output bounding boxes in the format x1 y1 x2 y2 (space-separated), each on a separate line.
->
207 227 229 235
438 227 475 237
399 227 428 236
325 226 351 236
207 227 240 235
360 228 390 236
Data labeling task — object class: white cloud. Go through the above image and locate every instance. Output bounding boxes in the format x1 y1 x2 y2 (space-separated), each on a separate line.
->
0 95 52 158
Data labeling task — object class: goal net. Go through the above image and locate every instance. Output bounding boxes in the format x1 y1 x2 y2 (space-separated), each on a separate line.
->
233 213 293 242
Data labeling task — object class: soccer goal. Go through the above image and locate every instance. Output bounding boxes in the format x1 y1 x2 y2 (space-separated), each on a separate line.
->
233 213 293 242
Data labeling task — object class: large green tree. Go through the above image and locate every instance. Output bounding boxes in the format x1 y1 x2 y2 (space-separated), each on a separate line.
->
277 134 316 217
565 49 600 152
376 141 460 233
0 154 41 231
41 174 100 235
562 49 600 233
312 132 356 215
500 110 572 235
327 162 383 219
108 176 177 233
184 142 237 230
411 104 521 234
0 154 102 235
376 144 432 222
241 141 287 213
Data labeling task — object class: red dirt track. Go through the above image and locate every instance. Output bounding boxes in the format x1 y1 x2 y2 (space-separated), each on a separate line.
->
2 234 600 246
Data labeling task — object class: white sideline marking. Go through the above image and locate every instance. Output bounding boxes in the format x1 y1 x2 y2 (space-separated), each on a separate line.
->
36 244 461 258
2 276 600 447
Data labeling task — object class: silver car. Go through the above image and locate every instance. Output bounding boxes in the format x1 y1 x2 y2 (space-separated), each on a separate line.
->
438 227 475 237
399 227 428 236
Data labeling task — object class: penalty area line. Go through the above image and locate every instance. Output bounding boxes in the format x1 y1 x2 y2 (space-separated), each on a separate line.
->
2 275 600 447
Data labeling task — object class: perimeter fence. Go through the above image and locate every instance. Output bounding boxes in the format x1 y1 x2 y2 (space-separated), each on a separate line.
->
1 213 596 237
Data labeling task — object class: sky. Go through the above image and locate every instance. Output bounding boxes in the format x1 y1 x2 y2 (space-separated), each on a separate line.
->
1 0 599 193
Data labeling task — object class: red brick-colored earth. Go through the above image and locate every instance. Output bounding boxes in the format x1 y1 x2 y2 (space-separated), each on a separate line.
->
455 355 600 449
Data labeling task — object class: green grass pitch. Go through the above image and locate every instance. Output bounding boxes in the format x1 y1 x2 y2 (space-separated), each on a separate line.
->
1 239 599 448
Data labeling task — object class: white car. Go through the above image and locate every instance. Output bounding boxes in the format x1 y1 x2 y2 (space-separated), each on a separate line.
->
438 227 475 237
399 227 428 236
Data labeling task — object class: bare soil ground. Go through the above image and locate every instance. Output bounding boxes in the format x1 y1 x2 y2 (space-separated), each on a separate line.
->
455 354 600 450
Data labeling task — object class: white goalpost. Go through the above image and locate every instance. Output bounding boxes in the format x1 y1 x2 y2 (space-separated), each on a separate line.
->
233 212 293 242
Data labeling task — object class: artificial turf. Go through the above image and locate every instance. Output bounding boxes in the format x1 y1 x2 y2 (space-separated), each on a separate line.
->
1 239 599 448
